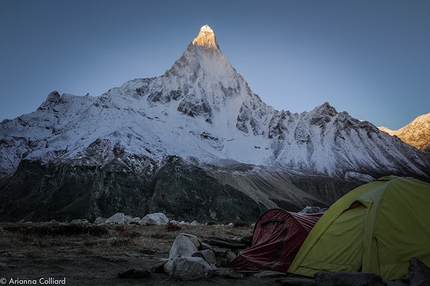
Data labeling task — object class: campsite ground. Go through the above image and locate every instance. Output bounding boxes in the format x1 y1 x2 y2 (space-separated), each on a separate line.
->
0 222 311 286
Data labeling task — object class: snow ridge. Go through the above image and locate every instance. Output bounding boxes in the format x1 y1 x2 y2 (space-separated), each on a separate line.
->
1 25 429 181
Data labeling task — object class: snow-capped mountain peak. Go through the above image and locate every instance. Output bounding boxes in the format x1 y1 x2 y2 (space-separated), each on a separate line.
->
1 25 430 222
192 25 219 49
164 24 247 99
1 25 429 181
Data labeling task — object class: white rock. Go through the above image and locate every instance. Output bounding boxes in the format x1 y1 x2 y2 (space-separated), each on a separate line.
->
124 215 133 222
164 234 199 275
140 212 169 225
195 249 217 265
94 217 106 224
168 257 212 281
70 219 89 224
105 213 127 224
168 233 199 259
130 216 141 223
299 206 323 214
181 233 202 249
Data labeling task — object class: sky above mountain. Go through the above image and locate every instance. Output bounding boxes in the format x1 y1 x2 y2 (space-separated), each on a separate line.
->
1 0 429 130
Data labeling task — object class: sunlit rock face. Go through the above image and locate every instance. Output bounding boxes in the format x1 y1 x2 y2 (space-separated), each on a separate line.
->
192 25 219 49
379 113 430 153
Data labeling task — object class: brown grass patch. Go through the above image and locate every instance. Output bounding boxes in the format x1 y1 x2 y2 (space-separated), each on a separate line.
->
0 222 253 258
3 223 109 237
165 222 182 232
233 221 251 228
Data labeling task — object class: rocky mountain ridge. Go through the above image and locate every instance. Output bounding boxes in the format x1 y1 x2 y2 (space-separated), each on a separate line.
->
1 25 429 222
380 113 430 153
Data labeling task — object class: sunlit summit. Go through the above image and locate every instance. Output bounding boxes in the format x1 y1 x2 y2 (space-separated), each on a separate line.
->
192 25 219 49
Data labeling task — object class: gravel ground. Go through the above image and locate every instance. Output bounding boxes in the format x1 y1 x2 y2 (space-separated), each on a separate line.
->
0 222 316 285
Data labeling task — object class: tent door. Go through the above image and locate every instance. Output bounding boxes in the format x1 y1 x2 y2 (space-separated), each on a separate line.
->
260 218 288 270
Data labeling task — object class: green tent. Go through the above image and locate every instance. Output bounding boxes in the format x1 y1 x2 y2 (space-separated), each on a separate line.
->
288 176 430 280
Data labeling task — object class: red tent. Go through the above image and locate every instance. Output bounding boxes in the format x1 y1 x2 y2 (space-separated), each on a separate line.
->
229 208 323 272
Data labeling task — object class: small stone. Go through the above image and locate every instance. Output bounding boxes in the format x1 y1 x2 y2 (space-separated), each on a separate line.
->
212 246 230 257
117 268 150 279
213 268 244 279
215 256 228 267
409 257 430 286
94 217 106 224
225 250 237 263
150 260 167 273
254 270 287 278
314 271 385 286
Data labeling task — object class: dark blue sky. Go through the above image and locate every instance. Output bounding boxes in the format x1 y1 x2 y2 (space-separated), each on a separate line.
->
1 0 429 129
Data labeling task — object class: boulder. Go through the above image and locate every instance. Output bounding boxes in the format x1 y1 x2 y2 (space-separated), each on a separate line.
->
168 233 198 259
140 213 169 225
201 242 213 251
180 233 202 249
204 236 247 249
164 233 199 275
94 217 106 224
300 206 324 214
105 213 128 224
129 216 141 223
192 249 217 266
163 233 215 280
210 246 235 267
314 272 385 286
167 257 213 281
409 257 430 286
385 280 409 286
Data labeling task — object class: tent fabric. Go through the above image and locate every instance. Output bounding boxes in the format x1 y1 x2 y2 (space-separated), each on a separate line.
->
229 208 323 272
288 176 430 281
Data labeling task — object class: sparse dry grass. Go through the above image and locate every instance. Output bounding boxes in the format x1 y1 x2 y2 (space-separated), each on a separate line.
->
0 222 253 259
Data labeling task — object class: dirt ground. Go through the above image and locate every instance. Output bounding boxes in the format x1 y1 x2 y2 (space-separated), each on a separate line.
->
0 222 312 286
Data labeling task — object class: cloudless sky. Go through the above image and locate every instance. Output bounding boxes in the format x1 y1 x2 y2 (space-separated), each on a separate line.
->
1 0 429 130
